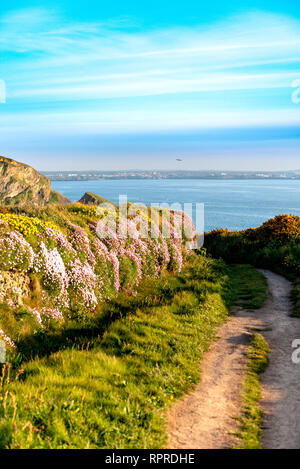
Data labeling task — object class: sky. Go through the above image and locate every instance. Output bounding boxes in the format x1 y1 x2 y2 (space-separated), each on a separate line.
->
0 0 299 171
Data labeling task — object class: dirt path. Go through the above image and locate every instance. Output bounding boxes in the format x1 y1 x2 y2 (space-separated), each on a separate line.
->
167 270 300 449
259 270 300 449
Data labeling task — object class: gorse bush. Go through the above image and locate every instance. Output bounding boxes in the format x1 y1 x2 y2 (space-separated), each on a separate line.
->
243 214 300 244
205 214 300 278
0 213 59 237
205 214 300 315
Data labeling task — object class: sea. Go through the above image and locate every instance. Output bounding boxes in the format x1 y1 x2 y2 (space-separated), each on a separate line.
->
52 179 300 233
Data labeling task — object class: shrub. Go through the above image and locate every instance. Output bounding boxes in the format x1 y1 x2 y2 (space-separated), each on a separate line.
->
205 214 300 278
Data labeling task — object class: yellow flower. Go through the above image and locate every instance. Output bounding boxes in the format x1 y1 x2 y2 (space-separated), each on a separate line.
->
0 213 60 237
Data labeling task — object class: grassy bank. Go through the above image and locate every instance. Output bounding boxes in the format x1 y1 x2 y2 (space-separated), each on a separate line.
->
0 201 196 353
236 333 270 449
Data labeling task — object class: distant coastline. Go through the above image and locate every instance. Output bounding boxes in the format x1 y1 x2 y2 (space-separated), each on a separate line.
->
44 170 300 181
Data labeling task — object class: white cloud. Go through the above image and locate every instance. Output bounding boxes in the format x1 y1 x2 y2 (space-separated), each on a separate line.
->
1 8 300 133
1 108 300 135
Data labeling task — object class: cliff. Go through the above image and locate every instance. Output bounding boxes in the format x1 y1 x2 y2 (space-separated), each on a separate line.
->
0 156 70 206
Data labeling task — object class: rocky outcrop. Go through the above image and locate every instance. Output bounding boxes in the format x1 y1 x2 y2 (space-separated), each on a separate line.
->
78 192 117 207
0 156 70 206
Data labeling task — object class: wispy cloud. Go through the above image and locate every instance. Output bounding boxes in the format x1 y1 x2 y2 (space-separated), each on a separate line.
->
0 8 300 136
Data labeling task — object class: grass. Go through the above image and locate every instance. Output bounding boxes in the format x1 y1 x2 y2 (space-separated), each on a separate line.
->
236 333 270 449
226 265 269 449
0 254 233 449
291 282 300 318
227 264 268 310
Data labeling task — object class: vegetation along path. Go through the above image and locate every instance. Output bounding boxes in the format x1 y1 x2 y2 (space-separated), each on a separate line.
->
167 269 300 449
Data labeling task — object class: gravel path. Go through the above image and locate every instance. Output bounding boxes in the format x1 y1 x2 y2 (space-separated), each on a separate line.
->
259 270 300 449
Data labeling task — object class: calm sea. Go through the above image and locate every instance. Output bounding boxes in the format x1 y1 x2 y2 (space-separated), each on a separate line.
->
52 179 300 232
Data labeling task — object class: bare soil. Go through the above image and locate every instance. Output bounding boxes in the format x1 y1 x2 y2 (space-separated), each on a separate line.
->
167 270 300 449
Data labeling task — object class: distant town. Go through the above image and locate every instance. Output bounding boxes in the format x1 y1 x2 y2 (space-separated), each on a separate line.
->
43 170 300 181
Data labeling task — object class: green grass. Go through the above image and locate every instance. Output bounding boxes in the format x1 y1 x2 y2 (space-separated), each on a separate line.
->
236 333 270 449
225 265 269 449
226 265 269 449
0 254 233 449
227 264 268 310
291 282 300 318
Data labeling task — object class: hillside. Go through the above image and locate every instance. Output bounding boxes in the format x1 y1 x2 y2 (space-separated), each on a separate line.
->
78 192 117 207
0 156 70 206
0 199 196 349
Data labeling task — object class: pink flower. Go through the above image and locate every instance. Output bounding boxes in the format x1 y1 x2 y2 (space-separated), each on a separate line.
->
0 231 34 271
42 307 65 322
0 329 16 348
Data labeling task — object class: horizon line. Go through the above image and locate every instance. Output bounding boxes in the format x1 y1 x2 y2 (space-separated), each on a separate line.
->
41 168 300 173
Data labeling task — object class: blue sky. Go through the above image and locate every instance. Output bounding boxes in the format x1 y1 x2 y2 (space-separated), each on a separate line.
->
0 1 299 170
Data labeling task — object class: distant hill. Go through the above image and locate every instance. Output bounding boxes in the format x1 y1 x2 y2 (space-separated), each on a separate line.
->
78 191 117 207
0 156 70 206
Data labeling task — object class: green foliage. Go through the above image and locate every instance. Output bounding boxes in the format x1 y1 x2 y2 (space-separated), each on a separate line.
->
0 303 39 359
292 283 300 318
236 333 270 449
205 215 300 315
205 217 300 278
48 191 59 203
227 265 267 310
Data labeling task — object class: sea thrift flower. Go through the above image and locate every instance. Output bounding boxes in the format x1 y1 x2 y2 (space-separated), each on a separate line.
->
92 237 109 257
42 307 65 322
0 204 196 319
126 248 142 280
95 220 118 242
0 230 34 271
68 259 98 308
27 307 43 326
0 329 16 348
69 223 96 265
39 242 69 292
45 227 75 253
109 252 120 292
